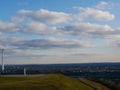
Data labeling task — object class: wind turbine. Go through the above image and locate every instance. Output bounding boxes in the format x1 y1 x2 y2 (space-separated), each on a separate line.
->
0 46 7 74
24 68 27 76
2 49 4 71
1 48 5 74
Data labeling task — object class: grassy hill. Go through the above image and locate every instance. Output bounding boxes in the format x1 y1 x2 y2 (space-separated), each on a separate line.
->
0 74 93 90
79 78 110 90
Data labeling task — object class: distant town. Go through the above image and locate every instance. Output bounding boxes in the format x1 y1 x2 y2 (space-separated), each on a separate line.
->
1 63 120 81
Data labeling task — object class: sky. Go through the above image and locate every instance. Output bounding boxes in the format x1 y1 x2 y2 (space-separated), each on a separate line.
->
0 0 120 64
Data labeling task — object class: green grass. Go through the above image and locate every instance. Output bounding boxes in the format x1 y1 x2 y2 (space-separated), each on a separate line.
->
0 74 93 90
79 78 110 90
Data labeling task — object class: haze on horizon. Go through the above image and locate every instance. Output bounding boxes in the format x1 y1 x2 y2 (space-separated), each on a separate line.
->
0 0 120 64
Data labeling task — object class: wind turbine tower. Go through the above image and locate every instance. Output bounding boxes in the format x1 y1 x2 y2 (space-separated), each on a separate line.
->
1 49 4 72
24 68 27 76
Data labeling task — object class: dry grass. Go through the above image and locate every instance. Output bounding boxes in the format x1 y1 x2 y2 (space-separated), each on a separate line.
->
79 78 110 90
0 74 93 90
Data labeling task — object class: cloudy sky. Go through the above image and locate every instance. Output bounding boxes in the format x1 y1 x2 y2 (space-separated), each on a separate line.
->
0 0 120 64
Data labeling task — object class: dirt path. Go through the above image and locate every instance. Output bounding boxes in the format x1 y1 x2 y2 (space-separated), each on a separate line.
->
79 79 98 90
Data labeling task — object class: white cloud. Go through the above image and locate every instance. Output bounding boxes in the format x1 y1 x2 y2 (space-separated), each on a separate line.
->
0 35 94 51
58 22 120 40
0 37 22 47
96 1 108 9
59 22 113 37
96 1 117 10
107 39 120 48
12 16 25 23
20 21 114 38
21 22 57 35
78 7 115 21
0 7 118 53
0 5 120 64
20 21 120 40
13 38 93 49
17 9 70 24
0 21 20 33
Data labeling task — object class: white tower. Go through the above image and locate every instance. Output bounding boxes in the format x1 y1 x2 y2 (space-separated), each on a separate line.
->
1 49 4 72
24 68 26 76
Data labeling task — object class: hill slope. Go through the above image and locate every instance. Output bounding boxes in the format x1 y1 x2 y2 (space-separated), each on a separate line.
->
0 74 93 90
79 78 110 90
